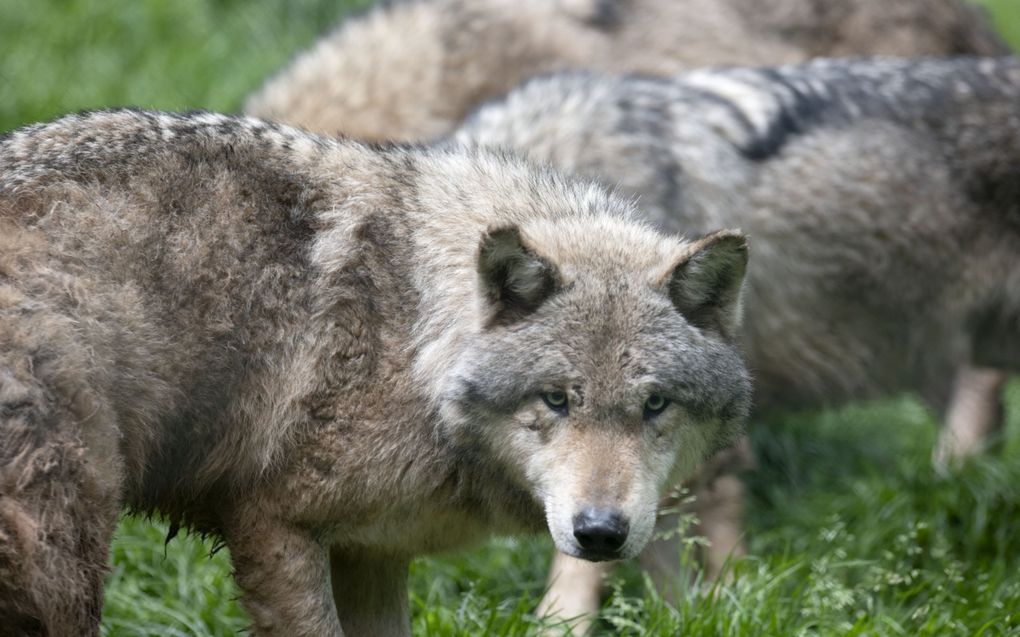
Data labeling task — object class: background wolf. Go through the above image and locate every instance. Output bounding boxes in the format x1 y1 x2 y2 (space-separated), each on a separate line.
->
0 108 752 635
453 55 1020 626
245 0 1013 486
244 0 1007 143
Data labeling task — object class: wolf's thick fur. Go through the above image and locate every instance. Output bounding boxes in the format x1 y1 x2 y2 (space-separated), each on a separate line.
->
453 56 1020 625
0 109 752 635
244 0 1007 142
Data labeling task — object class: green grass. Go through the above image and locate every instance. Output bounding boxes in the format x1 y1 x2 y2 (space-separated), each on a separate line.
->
981 0 1020 51
0 0 371 131
2 0 1019 635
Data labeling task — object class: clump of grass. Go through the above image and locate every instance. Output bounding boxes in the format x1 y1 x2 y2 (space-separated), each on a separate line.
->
102 517 247 637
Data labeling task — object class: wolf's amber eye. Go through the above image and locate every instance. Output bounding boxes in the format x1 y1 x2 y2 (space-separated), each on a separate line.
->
643 394 670 419
541 391 569 415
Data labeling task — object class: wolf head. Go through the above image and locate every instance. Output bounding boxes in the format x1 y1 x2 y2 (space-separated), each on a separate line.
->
440 221 751 561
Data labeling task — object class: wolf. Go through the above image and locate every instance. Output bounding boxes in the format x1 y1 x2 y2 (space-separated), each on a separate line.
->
243 0 1007 143
0 108 752 636
452 56 1020 627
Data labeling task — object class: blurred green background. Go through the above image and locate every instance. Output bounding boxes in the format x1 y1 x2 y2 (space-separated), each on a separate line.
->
2 1 1019 635
0 0 370 131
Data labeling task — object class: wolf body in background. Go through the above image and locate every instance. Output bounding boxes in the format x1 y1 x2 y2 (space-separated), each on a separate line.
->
244 0 1007 143
0 109 752 636
245 0 1011 473
453 56 1020 627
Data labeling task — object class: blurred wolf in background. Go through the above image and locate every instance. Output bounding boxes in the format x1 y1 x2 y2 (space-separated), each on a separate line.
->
0 109 752 636
244 1 1011 469
453 55 1020 628
244 0 1007 143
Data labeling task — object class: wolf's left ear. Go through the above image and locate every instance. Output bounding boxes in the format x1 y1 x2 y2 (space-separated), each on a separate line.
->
478 226 559 324
666 230 748 337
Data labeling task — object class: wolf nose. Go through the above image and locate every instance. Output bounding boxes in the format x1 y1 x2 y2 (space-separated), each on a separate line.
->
572 508 629 556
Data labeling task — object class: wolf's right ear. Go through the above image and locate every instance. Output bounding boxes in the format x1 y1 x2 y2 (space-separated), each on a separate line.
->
478 226 559 324
666 230 748 338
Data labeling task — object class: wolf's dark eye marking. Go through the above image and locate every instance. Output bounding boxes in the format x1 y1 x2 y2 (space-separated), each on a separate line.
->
541 390 569 415
643 394 669 419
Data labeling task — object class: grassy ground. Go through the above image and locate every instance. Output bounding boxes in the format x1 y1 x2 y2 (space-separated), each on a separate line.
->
2 1 1019 635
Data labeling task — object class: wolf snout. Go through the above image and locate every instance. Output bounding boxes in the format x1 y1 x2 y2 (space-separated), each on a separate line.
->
572 507 629 560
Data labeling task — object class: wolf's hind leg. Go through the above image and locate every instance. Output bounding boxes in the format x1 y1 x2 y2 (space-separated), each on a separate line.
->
0 366 121 637
644 438 750 601
691 468 747 584
933 365 1007 471
638 472 747 605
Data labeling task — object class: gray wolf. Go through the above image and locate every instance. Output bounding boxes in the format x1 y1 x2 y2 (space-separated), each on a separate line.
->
452 55 1020 626
243 0 1006 142
0 108 752 636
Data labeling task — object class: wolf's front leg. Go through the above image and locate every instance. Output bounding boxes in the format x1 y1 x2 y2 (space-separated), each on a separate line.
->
330 549 411 637
225 517 342 637
933 364 1007 471
537 553 610 635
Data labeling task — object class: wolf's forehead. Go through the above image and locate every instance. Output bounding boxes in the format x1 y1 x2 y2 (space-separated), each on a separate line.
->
523 216 681 273
551 287 685 372
558 276 672 327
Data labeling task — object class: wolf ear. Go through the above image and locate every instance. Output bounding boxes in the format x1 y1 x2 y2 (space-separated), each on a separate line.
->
666 230 748 337
478 226 559 324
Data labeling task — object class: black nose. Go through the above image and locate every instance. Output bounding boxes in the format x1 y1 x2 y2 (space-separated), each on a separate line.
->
572 508 629 557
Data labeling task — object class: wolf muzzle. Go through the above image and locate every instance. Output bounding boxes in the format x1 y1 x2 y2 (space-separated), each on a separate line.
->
572 507 629 561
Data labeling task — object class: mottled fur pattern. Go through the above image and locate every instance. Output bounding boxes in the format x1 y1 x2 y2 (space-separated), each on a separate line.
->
0 109 752 636
243 0 1007 142
453 56 1020 628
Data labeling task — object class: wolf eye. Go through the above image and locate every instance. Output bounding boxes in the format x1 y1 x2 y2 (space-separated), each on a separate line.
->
541 390 569 415
643 394 670 419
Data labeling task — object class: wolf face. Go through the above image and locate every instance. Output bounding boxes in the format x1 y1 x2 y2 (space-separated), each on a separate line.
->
440 226 751 560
